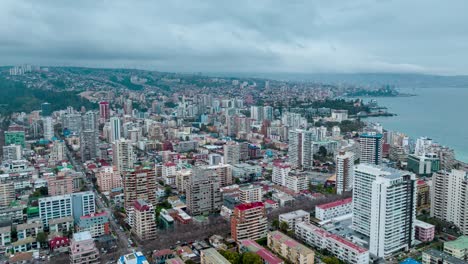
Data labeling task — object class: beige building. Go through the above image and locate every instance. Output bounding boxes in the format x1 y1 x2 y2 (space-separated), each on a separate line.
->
267 231 314 264
239 185 262 203
186 168 221 216
131 199 157 241
200 248 230 264
0 182 14 207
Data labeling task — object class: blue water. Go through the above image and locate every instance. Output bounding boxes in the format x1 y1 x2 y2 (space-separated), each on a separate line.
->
363 87 468 162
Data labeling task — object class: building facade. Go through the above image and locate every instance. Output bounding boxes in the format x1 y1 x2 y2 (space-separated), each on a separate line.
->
231 202 268 242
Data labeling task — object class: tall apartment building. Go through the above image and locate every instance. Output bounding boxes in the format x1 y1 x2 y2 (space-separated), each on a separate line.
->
80 129 98 161
224 144 240 165
203 164 233 187
50 140 66 162
99 101 110 121
131 200 157 241
2 144 22 161
285 172 308 193
96 166 122 192
231 202 268 242
71 192 96 223
278 210 310 231
77 212 110 238
335 151 354 194
113 138 135 174
46 175 74 196
123 167 157 210
267 231 315 264
359 132 383 165
353 164 416 258
39 195 73 228
239 185 262 203
431 170 468 235
69 231 100 264
110 117 121 142
186 168 222 216
272 163 291 186
0 182 14 208
42 116 54 140
288 129 315 169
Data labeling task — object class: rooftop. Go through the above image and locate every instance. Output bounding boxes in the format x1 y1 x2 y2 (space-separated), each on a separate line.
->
355 163 414 180
423 249 466 264
414 220 435 229
119 251 150 264
269 231 313 255
316 198 352 210
444 235 468 250
240 240 283 264
279 210 309 220
235 202 264 211
73 231 92 242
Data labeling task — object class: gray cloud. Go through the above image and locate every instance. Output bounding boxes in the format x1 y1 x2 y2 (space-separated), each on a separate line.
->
1 0 467 74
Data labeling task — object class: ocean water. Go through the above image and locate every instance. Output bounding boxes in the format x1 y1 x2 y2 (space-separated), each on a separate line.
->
362 87 468 162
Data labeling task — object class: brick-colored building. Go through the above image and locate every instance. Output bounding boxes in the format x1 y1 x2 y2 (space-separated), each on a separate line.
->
123 167 156 210
96 166 122 192
131 199 157 241
46 175 74 196
231 202 267 242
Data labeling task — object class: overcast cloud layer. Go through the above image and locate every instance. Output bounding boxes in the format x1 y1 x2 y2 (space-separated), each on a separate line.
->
1 0 467 74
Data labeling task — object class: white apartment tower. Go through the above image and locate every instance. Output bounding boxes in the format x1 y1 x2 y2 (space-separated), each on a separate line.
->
359 132 383 165
353 164 416 258
288 129 315 169
336 151 355 194
430 169 468 235
110 117 121 142
112 138 135 174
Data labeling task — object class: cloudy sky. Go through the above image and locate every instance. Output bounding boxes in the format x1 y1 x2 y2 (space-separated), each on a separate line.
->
1 0 467 74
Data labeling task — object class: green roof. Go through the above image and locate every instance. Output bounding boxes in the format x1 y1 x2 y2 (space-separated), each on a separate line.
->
27 207 39 214
445 236 468 250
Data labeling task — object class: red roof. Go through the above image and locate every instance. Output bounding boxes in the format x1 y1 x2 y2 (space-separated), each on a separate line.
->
316 198 352 210
235 202 264 211
164 162 176 167
264 199 277 205
80 212 108 219
240 240 283 264
273 162 290 169
417 180 427 185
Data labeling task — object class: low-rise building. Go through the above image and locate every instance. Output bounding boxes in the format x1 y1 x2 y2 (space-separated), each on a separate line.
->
118 251 150 264
69 231 100 264
278 210 310 231
77 212 110 238
315 198 352 221
239 185 262 203
414 220 435 242
422 249 466 264
295 222 369 264
200 248 230 264
267 231 314 264
444 236 468 261
239 239 283 264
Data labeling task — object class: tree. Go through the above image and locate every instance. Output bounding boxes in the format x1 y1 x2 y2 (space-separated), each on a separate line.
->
241 252 262 264
164 186 172 197
322 256 341 264
219 250 240 264
185 260 196 264
318 146 328 157
36 232 48 246
271 219 280 230
279 221 289 232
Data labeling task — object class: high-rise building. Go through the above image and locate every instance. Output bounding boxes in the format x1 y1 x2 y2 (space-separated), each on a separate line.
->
83 111 98 131
80 129 98 161
71 191 96 223
4 131 25 148
202 164 233 187
110 117 122 142
96 166 122 192
239 185 262 203
288 129 315 169
335 151 355 194
62 113 83 134
131 199 157 241
124 99 133 116
430 170 468 235
99 101 110 121
122 167 157 210
272 162 291 186
112 138 135 174
2 144 22 161
407 153 440 176
50 140 66 162
42 116 54 140
263 106 274 121
69 231 100 264
41 102 52 117
186 168 222 216
223 144 240 165
359 132 383 165
250 106 264 121
0 182 14 208
39 195 73 228
46 174 74 196
231 202 267 242
353 164 416 257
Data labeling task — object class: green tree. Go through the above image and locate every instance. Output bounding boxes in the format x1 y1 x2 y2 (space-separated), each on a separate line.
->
164 186 172 197
36 232 48 246
271 219 280 230
241 252 262 264
219 250 240 264
322 256 341 264
318 146 328 157
279 221 289 232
